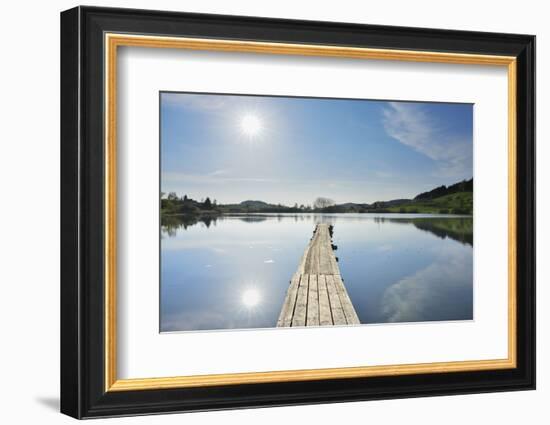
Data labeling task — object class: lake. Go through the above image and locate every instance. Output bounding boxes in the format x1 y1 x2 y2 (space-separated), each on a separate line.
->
160 213 473 332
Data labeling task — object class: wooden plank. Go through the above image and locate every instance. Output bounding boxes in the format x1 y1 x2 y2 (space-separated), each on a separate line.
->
278 224 360 328
307 241 316 274
325 274 346 325
303 224 323 274
326 246 336 274
311 225 325 273
318 275 333 326
333 274 360 325
291 274 309 327
276 273 301 327
296 249 308 275
306 274 319 326
318 241 332 275
330 255 340 275
318 224 337 275
303 239 313 273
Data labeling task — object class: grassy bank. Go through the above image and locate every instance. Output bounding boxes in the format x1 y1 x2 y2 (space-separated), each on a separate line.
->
385 192 473 215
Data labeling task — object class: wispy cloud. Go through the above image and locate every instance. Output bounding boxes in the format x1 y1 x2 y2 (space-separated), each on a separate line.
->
380 245 473 322
382 102 472 179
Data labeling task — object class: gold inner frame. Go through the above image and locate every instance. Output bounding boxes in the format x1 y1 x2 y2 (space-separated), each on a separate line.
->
104 33 517 392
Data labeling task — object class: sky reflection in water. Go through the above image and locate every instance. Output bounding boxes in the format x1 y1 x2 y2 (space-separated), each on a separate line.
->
160 214 473 332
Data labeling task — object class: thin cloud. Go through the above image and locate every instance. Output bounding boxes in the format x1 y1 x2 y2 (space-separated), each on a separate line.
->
380 245 473 322
382 102 472 179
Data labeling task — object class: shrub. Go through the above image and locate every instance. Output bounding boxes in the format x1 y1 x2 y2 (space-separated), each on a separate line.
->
451 207 470 215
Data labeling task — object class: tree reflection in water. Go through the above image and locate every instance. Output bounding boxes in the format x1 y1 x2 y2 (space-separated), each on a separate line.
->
374 216 473 246
161 214 218 236
162 214 473 247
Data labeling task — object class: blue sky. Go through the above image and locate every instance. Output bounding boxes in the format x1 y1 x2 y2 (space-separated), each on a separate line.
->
160 92 472 205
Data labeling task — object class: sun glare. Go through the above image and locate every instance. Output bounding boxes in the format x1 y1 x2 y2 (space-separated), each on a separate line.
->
240 114 263 138
242 288 261 308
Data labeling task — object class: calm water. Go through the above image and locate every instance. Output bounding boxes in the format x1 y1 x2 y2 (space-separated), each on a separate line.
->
160 214 473 332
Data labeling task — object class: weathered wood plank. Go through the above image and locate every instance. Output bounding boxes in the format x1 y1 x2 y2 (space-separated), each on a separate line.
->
296 250 308 275
291 274 309 327
318 232 333 274
318 275 333 326
306 274 320 326
333 274 360 325
303 225 322 274
330 255 340 275
278 224 360 328
312 233 321 273
325 274 346 325
276 273 301 327
309 242 317 274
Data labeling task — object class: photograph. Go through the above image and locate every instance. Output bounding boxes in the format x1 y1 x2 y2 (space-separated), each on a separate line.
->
53 3 540 419
57 4 536 418
160 92 474 332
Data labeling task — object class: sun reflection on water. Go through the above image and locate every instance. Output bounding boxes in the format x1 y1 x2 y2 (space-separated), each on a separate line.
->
241 288 261 308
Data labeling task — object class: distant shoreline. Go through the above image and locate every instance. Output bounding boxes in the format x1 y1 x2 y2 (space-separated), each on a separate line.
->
161 178 474 216
161 211 473 217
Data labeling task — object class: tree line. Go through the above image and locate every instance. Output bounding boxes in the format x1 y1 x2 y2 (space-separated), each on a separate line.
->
160 193 336 215
161 192 218 215
161 177 473 216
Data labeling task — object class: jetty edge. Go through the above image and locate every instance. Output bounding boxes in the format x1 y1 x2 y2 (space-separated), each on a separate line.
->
277 223 360 327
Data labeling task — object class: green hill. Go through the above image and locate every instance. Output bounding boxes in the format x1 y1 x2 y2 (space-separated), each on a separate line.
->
238 200 271 208
414 178 473 201
386 191 473 214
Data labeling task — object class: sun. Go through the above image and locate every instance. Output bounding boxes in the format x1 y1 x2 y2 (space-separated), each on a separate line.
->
240 114 263 138
242 288 261 308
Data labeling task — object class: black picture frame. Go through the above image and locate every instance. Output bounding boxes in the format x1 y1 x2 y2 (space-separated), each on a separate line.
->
61 5 535 419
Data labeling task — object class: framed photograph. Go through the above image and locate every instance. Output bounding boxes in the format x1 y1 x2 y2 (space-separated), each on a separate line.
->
60 6 535 419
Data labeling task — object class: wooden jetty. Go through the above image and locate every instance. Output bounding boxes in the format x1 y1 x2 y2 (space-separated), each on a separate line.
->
277 223 360 327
